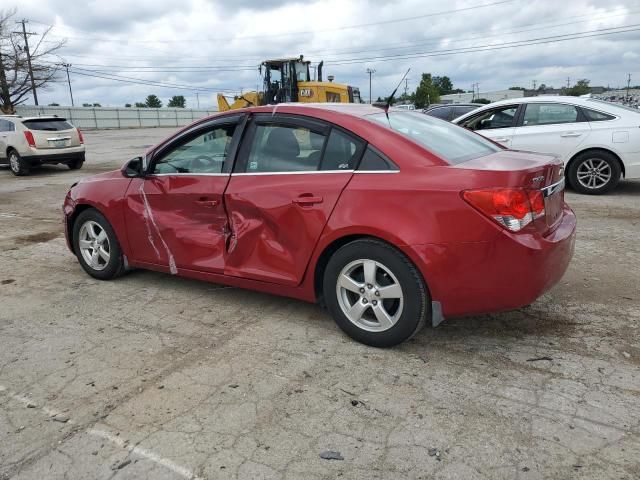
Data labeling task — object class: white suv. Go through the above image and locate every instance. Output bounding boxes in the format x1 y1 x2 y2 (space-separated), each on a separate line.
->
0 115 85 176
453 96 640 194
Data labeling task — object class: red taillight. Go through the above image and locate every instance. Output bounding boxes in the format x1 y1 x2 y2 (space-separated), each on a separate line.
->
463 188 546 232
24 131 36 147
77 128 84 144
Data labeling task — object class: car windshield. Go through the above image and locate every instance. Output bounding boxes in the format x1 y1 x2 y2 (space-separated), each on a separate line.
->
367 111 500 164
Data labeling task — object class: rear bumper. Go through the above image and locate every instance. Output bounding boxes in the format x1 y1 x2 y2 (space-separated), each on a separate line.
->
408 205 576 318
23 149 85 165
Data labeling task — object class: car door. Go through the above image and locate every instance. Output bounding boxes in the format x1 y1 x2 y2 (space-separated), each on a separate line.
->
0 119 12 160
510 102 591 161
457 104 520 147
123 115 244 274
223 114 364 286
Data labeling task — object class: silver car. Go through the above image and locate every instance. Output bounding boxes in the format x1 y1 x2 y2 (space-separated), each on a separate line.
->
0 115 85 176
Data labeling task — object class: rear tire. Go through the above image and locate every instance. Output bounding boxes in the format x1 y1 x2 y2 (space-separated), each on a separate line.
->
323 238 429 347
67 154 85 170
568 151 621 195
73 209 126 280
8 149 30 176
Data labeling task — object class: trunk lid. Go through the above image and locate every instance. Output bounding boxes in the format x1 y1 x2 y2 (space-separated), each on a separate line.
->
21 118 81 150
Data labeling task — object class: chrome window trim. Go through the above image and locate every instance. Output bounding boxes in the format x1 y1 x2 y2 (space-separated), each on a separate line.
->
231 170 354 176
147 172 229 177
541 177 565 198
354 170 400 174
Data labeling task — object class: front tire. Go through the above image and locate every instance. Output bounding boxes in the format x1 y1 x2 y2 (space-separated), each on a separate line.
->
568 151 621 195
8 149 30 176
323 238 429 347
72 209 126 280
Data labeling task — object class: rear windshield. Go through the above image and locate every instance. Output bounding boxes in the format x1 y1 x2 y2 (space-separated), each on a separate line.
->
22 119 73 131
367 111 500 164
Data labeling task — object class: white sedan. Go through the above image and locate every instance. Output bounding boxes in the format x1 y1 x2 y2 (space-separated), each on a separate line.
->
453 96 640 194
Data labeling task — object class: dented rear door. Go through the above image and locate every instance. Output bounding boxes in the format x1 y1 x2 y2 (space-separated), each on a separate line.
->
223 114 363 286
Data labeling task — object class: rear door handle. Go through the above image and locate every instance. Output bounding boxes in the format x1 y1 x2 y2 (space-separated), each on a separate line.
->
196 198 218 208
293 195 323 206
494 137 510 142
560 132 582 137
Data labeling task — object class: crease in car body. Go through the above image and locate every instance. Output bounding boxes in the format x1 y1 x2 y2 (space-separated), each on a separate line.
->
138 181 178 274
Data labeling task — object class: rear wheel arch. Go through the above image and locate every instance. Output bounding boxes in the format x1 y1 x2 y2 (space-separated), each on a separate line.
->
567 147 625 178
313 234 431 305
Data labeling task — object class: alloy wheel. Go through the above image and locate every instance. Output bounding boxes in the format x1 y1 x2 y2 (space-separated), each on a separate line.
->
576 158 612 190
9 153 19 173
78 220 111 271
336 259 404 332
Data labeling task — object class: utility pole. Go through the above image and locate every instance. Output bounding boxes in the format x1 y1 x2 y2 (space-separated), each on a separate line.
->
60 63 74 106
366 68 376 104
566 77 571 89
404 78 409 98
627 73 632 101
15 19 38 105
196 93 200 109
532 80 537 91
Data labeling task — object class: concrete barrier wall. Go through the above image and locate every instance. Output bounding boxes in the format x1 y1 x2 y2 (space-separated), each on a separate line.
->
14 106 218 130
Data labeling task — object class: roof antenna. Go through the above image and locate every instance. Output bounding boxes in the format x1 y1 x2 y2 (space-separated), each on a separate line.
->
385 68 411 121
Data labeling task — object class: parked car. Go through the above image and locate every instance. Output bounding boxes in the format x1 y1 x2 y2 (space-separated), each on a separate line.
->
453 96 640 194
395 104 416 110
423 103 479 121
63 104 575 347
0 115 85 176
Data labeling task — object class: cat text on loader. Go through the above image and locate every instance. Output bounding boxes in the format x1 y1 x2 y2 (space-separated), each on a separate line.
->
217 56 362 111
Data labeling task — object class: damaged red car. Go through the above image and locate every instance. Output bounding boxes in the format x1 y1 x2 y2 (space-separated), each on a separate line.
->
63 104 576 347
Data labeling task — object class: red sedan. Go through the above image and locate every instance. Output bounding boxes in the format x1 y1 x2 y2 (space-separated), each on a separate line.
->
63 104 576 347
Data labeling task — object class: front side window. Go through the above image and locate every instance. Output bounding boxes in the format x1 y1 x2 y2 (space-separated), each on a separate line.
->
152 124 236 174
245 124 326 173
461 106 518 131
368 111 501 165
523 103 580 126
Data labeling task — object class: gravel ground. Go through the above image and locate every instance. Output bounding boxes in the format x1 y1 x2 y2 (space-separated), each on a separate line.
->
0 128 639 480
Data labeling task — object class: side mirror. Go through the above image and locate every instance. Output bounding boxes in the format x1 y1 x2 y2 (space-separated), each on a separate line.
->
122 156 143 178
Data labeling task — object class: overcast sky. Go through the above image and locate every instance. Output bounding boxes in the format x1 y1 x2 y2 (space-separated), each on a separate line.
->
9 0 640 108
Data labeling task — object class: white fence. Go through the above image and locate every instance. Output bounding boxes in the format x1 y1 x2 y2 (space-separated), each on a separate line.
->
14 106 218 130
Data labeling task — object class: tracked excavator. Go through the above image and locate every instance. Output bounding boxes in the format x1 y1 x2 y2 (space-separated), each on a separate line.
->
217 56 362 111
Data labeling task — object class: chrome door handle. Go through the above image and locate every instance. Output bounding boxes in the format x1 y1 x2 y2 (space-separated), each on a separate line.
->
494 138 510 142
196 198 218 208
560 132 581 137
293 195 323 206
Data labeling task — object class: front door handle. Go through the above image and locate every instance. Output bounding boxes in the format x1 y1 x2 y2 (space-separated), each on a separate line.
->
494 137 510 142
293 195 323 206
196 198 218 208
560 132 582 137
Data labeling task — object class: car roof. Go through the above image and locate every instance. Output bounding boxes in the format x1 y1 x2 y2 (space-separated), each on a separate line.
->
475 96 603 108
241 103 383 117
427 103 477 109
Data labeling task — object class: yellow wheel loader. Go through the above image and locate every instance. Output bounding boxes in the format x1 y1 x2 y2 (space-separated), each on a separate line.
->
217 56 362 111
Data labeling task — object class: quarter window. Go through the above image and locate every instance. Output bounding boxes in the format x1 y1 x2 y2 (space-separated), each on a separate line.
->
582 108 615 122
245 124 326 173
152 124 236 174
523 103 580 126
358 147 398 171
461 106 518 130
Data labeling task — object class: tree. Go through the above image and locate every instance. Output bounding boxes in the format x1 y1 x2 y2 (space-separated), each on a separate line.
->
167 95 186 108
509 86 525 90
145 94 162 108
134 102 146 108
0 9 66 113
567 79 590 96
92 103 101 107
82 103 91 107
413 73 440 108
472 98 491 104
432 76 453 95
48 102 59 106
124 103 132 107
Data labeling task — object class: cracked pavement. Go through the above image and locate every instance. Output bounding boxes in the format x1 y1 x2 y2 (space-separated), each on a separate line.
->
1 128 639 479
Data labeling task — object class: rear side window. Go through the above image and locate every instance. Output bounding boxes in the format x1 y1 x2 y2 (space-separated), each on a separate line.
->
22 119 73 131
368 111 500 165
358 147 399 171
582 108 615 122
427 107 451 120
523 103 580 126
320 129 364 170
246 124 326 173
453 106 477 118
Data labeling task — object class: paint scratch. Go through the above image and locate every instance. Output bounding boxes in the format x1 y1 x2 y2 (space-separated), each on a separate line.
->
139 182 178 274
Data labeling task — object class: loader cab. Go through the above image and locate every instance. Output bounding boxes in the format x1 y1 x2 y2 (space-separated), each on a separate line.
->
262 57 311 104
